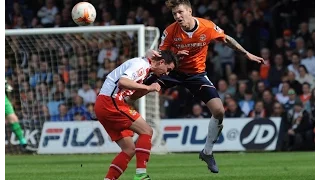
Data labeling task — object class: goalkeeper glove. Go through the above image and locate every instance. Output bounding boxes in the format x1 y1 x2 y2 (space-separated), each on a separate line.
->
5 80 13 92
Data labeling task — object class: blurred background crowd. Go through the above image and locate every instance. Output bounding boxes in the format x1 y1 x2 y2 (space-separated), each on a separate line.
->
5 0 315 151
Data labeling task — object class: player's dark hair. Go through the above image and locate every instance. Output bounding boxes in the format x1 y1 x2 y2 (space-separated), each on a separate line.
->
165 0 191 9
157 50 179 69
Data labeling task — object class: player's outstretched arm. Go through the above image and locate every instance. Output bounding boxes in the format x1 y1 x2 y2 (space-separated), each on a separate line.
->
223 35 265 64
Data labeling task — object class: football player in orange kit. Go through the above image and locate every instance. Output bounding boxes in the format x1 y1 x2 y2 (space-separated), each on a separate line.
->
129 0 264 174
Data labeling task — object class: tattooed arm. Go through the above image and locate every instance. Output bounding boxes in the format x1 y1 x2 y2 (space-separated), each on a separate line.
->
223 35 265 64
224 35 248 55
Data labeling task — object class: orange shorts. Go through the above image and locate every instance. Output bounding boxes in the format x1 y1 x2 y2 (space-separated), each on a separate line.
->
94 95 141 141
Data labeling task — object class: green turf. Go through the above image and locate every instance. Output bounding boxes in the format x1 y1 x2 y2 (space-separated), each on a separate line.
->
5 152 314 180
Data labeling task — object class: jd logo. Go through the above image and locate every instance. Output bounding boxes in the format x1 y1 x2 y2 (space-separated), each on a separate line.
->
240 119 277 150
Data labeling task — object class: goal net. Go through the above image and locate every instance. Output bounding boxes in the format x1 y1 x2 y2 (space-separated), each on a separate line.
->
5 25 165 154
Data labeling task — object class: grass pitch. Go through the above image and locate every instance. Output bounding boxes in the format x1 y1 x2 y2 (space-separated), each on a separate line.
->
6 152 314 180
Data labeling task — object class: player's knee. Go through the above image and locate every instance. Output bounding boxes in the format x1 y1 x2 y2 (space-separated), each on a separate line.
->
131 118 153 136
143 126 153 136
140 122 153 136
122 145 136 157
213 108 224 123
135 124 153 136
6 114 19 123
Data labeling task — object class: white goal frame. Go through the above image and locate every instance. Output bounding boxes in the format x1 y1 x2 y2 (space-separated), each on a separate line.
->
5 25 160 120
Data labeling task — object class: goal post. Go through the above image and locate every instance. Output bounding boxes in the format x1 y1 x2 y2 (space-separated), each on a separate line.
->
5 25 164 153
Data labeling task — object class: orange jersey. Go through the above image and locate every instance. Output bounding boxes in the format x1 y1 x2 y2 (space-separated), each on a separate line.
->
159 17 226 74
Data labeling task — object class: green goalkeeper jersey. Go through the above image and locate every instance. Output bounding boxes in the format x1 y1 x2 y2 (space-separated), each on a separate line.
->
5 79 15 115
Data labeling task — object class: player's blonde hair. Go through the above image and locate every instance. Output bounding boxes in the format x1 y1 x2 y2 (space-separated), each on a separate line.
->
165 0 191 9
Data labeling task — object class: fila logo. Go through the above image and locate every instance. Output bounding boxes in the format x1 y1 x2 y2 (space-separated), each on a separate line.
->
240 119 277 150
42 128 104 147
163 125 224 145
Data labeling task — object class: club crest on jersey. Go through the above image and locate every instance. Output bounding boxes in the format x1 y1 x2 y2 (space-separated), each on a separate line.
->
199 34 206 41
129 108 137 116
132 72 138 79
136 68 144 77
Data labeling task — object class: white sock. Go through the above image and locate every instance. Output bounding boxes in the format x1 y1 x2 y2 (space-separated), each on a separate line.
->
136 168 146 174
203 117 220 155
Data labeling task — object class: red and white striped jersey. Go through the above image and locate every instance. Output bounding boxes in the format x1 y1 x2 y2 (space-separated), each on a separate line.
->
99 57 151 101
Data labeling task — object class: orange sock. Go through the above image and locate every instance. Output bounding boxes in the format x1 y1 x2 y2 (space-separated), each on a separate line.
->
135 134 152 171
105 151 131 179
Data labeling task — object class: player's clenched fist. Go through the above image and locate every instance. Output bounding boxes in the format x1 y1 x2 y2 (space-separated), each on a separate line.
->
147 83 161 92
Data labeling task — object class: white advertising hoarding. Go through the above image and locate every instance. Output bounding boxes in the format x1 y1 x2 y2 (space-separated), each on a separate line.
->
38 121 120 154
160 118 281 152
38 118 282 154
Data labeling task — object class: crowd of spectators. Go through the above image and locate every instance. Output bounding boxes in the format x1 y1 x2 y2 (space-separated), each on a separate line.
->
5 0 315 151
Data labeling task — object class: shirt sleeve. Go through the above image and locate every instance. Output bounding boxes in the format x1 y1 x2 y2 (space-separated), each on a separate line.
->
121 62 145 81
159 29 173 51
210 21 226 41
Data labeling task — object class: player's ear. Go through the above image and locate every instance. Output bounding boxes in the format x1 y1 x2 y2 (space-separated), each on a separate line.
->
159 59 165 65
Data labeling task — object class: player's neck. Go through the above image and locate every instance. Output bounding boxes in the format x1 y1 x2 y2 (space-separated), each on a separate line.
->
184 18 197 32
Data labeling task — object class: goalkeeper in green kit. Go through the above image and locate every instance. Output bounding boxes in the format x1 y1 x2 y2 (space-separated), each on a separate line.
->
5 80 29 151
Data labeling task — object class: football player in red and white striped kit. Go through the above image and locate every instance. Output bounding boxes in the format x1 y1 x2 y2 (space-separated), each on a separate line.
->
94 50 178 180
